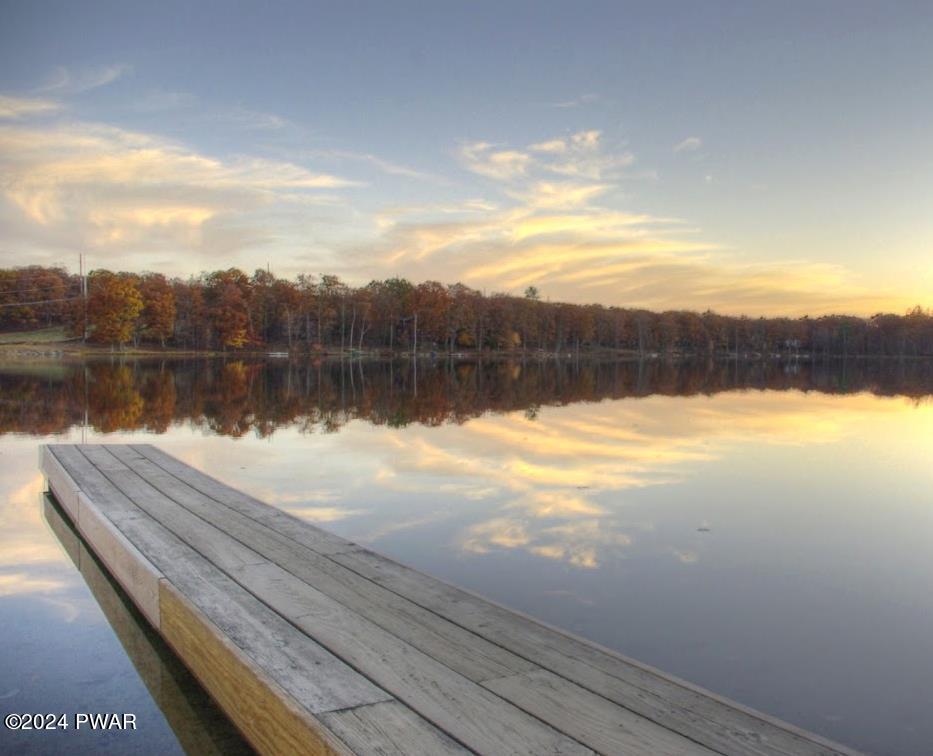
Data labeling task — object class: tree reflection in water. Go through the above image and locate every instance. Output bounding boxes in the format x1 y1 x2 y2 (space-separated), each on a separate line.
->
1 357 931 438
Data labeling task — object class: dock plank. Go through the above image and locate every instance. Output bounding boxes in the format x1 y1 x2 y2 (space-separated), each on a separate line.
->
43 498 252 756
105 444 535 683
483 669 719 755
329 548 856 756
235 562 592 756
106 446 743 753
53 441 362 714
160 580 351 756
131 444 359 556
128 443 859 756
54 447 392 717
40 444 862 756
77 445 592 755
319 702 467 756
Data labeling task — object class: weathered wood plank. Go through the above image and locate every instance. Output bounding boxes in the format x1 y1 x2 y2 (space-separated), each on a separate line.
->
331 549 858 756
483 669 718 755
232 561 593 756
105 444 535 684
42 499 251 756
42 446 164 627
77 490 163 628
95 446 598 753
122 514 478 755
119 512 391 716
70 444 504 753
125 443 858 755
79 445 267 573
43 444 861 756
48 444 145 524
319 702 468 756
160 580 351 756
131 444 358 555
43 445 397 722
40 444 82 521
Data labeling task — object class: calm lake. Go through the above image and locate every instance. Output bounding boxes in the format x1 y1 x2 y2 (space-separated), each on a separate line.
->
1 356 932 755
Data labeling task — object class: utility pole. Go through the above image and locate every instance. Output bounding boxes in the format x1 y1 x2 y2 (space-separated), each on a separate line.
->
80 253 88 343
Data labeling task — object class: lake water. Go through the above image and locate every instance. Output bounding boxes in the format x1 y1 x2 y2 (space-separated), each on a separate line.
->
1 356 932 755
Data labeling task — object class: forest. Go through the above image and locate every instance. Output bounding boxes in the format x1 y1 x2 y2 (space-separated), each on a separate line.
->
2 264 932 357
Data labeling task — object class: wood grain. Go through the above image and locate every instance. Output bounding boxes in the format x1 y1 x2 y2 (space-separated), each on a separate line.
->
160 580 351 756
39 444 862 756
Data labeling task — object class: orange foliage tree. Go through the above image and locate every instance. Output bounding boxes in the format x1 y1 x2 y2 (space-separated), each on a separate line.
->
138 273 176 346
87 271 143 347
205 269 251 350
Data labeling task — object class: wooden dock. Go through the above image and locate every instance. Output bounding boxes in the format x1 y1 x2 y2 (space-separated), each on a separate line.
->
39 444 859 756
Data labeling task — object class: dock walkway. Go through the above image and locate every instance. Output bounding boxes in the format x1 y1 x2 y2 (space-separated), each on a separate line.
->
40 444 858 756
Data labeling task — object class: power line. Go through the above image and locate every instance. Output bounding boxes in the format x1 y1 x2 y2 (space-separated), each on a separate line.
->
0 296 82 308
0 286 82 296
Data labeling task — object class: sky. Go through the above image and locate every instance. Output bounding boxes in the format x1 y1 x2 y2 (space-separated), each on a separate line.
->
0 0 931 316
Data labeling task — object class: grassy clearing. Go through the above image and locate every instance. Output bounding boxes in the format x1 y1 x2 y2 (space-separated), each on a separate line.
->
0 326 72 344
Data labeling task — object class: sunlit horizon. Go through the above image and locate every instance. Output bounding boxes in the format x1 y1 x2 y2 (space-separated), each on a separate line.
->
2 2 931 317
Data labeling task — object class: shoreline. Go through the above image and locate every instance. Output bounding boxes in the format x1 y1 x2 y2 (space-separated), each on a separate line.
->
2 339 931 363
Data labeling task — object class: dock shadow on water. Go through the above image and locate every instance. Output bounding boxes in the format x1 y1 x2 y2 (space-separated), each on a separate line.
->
40 494 254 756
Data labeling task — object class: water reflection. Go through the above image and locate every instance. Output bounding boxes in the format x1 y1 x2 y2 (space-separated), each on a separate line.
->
0 356 931 437
2 357 932 755
0 470 71 598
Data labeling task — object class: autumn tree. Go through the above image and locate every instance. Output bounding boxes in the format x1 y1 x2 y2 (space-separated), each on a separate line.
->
205 269 252 350
138 273 176 346
0 266 72 330
172 277 208 349
413 281 450 348
87 270 144 347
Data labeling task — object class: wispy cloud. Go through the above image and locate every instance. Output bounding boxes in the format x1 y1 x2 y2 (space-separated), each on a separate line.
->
38 63 132 94
226 106 289 131
310 149 445 183
529 138 567 154
462 130 632 183
358 129 905 315
459 141 532 181
673 136 702 153
0 118 360 266
547 92 601 109
0 95 62 120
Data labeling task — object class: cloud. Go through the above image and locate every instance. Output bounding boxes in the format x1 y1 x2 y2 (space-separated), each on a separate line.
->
282 506 367 522
310 149 445 183
0 119 360 268
460 142 532 181
673 136 702 153
355 129 907 315
39 63 132 94
461 130 633 186
548 93 601 109
0 95 62 120
529 138 567 154
226 106 289 131
552 254 900 315
506 182 611 210
0 469 71 597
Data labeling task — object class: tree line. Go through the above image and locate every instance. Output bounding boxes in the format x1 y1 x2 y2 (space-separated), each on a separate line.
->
2 265 932 357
